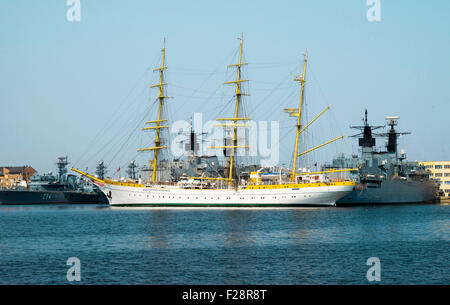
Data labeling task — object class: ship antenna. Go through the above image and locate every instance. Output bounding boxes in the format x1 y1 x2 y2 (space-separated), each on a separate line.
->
138 39 170 182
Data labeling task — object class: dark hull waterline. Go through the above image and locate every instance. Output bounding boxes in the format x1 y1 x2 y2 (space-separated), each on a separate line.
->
0 189 108 205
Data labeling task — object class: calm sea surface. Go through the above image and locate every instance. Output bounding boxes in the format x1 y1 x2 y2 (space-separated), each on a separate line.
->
0 204 448 284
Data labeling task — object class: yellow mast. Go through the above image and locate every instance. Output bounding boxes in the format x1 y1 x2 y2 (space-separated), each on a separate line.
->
211 34 249 186
287 51 345 180
138 39 169 182
291 50 308 182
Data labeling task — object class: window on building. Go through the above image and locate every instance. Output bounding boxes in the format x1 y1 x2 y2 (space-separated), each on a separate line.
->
444 165 450 169
435 165 442 169
435 173 443 177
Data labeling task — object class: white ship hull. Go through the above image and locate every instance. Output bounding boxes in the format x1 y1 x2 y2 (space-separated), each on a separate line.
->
95 181 355 207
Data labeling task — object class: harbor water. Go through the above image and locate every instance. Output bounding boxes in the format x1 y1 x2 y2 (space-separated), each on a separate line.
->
0 204 448 284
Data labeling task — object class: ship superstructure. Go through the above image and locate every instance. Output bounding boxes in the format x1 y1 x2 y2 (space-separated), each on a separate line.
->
72 36 356 207
332 111 437 205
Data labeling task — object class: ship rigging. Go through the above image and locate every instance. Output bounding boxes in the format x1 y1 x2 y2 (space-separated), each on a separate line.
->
71 35 356 207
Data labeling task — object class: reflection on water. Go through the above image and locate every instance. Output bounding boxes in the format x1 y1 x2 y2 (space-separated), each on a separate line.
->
145 210 172 249
223 210 254 248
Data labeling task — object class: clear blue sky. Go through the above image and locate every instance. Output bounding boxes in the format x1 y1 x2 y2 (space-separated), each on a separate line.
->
1 0 449 174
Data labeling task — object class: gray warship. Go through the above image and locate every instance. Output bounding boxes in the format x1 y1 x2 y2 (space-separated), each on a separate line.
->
329 111 437 206
0 157 108 205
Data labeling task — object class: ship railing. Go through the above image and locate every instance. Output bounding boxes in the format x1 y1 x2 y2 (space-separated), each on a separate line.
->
143 181 179 187
247 176 355 186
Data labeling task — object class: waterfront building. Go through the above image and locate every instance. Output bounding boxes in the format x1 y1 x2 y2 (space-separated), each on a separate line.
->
0 166 37 189
419 161 450 198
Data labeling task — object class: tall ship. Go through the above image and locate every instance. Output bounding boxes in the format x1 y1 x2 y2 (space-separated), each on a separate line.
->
72 36 356 207
330 111 437 206
0 157 108 205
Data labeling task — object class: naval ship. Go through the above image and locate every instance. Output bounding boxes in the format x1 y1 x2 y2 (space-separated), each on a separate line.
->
72 36 356 207
0 157 108 205
329 111 437 206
